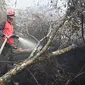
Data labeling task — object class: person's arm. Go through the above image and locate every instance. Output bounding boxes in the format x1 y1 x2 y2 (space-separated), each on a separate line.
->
10 29 19 39
0 26 4 37
0 21 5 37
0 30 4 37
10 34 19 39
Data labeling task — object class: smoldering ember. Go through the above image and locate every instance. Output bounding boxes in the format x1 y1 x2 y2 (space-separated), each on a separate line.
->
0 0 85 85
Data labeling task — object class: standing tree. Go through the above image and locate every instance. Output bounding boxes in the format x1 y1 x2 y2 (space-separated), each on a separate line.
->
0 0 6 21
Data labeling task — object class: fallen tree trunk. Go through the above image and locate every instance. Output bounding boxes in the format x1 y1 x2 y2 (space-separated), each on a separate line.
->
0 16 67 85
52 44 77 56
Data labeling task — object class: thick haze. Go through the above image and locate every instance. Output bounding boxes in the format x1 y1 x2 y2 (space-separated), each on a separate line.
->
6 0 50 9
6 0 68 10
6 0 68 21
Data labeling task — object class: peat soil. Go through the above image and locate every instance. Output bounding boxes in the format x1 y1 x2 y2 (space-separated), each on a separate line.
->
1 46 85 85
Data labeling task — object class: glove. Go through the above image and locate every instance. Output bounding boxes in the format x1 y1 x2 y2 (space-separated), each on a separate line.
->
10 34 19 39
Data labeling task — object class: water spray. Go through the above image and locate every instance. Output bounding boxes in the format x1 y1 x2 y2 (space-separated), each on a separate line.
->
18 37 37 52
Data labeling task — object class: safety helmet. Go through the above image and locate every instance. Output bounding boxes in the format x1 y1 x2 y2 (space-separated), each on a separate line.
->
7 9 15 16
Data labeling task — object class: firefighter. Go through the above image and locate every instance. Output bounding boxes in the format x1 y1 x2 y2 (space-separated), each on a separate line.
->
0 9 19 75
0 9 19 46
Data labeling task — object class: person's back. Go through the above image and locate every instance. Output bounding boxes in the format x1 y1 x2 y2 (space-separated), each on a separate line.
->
3 20 14 46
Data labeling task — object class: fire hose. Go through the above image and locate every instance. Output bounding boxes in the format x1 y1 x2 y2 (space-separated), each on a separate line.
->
0 38 8 55
0 34 19 55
